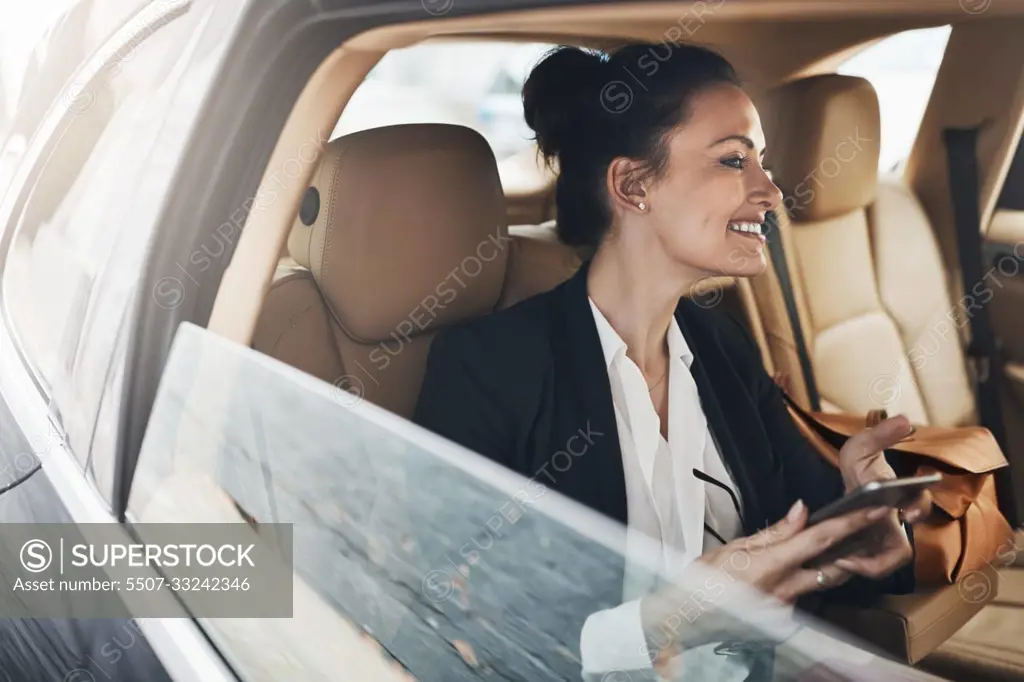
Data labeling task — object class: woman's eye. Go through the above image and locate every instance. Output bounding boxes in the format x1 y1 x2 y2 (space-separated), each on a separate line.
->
721 156 747 170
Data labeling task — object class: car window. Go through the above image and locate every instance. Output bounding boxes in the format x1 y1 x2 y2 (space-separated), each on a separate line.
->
0 2 155 143
0 1 201 478
127 323 940 682
334 42 553 162
0 1 78 143
838 26 951 173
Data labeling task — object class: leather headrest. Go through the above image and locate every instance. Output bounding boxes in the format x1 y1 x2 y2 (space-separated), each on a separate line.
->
287 186 318 268
761 75 881 222
307 124 509 343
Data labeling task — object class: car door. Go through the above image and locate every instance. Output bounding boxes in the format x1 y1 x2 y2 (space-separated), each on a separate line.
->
0 1 243 679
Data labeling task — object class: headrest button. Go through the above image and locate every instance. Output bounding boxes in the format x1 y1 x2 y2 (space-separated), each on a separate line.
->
299 187 320 226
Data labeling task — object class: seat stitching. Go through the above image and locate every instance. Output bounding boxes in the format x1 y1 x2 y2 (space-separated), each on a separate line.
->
318 150 345 318
268 301 317 355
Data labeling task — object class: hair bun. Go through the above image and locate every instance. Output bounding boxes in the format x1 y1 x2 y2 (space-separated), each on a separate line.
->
522 47 606 159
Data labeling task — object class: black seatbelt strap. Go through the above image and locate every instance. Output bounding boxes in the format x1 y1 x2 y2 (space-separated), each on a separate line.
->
763 210 822 412
944 126 1018 526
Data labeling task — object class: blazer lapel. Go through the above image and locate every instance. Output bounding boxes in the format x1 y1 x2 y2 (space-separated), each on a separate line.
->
539 270 778 532
674 305 766 535
544 263 629 524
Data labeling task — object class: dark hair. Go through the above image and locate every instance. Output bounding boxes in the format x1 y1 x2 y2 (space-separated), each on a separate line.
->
522 43 741 248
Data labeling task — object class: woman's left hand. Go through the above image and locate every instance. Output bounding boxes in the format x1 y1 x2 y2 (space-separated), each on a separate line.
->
833 414 932 578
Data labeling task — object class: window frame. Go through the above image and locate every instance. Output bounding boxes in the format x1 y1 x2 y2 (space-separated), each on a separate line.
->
0 0 196 501
111 0 336 516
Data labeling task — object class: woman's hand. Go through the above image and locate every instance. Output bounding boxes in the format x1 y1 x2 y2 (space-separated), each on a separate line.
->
834 414 932 578
695 499 888 602
639 500 890 656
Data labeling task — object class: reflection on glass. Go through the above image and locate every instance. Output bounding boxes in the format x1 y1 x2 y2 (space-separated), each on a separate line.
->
128 323 942 682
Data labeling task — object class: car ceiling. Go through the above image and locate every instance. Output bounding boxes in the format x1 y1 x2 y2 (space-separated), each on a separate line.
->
348 0 1024 90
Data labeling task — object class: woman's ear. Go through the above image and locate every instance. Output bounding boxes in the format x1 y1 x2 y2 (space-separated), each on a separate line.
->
607 157 650 213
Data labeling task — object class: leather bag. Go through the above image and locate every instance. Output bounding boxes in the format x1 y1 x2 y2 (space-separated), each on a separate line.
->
782 393 1014 586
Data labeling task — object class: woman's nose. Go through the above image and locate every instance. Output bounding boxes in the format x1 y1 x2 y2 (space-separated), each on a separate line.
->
752 170 784 211
766 179 784 210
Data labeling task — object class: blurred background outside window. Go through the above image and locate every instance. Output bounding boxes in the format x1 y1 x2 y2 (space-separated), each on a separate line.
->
333 41 554 162
838 25 952 172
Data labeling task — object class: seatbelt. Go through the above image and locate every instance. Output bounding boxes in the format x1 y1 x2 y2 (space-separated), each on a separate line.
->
763 210 822 412
943 126 1018 527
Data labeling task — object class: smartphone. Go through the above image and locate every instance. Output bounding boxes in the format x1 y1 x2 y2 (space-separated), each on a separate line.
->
807 473 942 527
804 473 941 568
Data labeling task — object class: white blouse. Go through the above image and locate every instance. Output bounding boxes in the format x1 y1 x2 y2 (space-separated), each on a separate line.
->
578 299 892 679
580 298 749 680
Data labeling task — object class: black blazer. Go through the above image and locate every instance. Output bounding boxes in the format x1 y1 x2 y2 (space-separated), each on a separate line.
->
414 262 914 599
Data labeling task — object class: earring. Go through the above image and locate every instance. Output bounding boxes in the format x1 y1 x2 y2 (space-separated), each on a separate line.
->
638 202 647 211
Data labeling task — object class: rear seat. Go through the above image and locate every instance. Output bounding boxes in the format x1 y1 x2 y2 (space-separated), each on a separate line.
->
252 123 579 418
754 74 977 425
503 223 581 308
749 73 1024 675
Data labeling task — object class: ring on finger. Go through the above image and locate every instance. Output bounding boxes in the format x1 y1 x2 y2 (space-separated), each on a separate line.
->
816 569 828 588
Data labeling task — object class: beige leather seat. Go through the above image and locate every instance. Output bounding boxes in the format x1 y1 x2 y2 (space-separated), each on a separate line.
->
755 74 976 427
253 123 579 418
744 73 1023 670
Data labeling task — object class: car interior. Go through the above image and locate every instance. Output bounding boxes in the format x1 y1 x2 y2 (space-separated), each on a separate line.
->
201 2 1024 679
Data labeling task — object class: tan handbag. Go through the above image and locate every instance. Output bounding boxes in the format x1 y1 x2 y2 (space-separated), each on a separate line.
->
781 393 1014 586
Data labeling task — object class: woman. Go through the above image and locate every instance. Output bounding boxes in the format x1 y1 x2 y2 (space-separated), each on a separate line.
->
414 43 930 678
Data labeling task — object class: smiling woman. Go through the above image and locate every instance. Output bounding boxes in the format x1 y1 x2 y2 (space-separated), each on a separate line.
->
520 45 778 275
413 42 926 681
